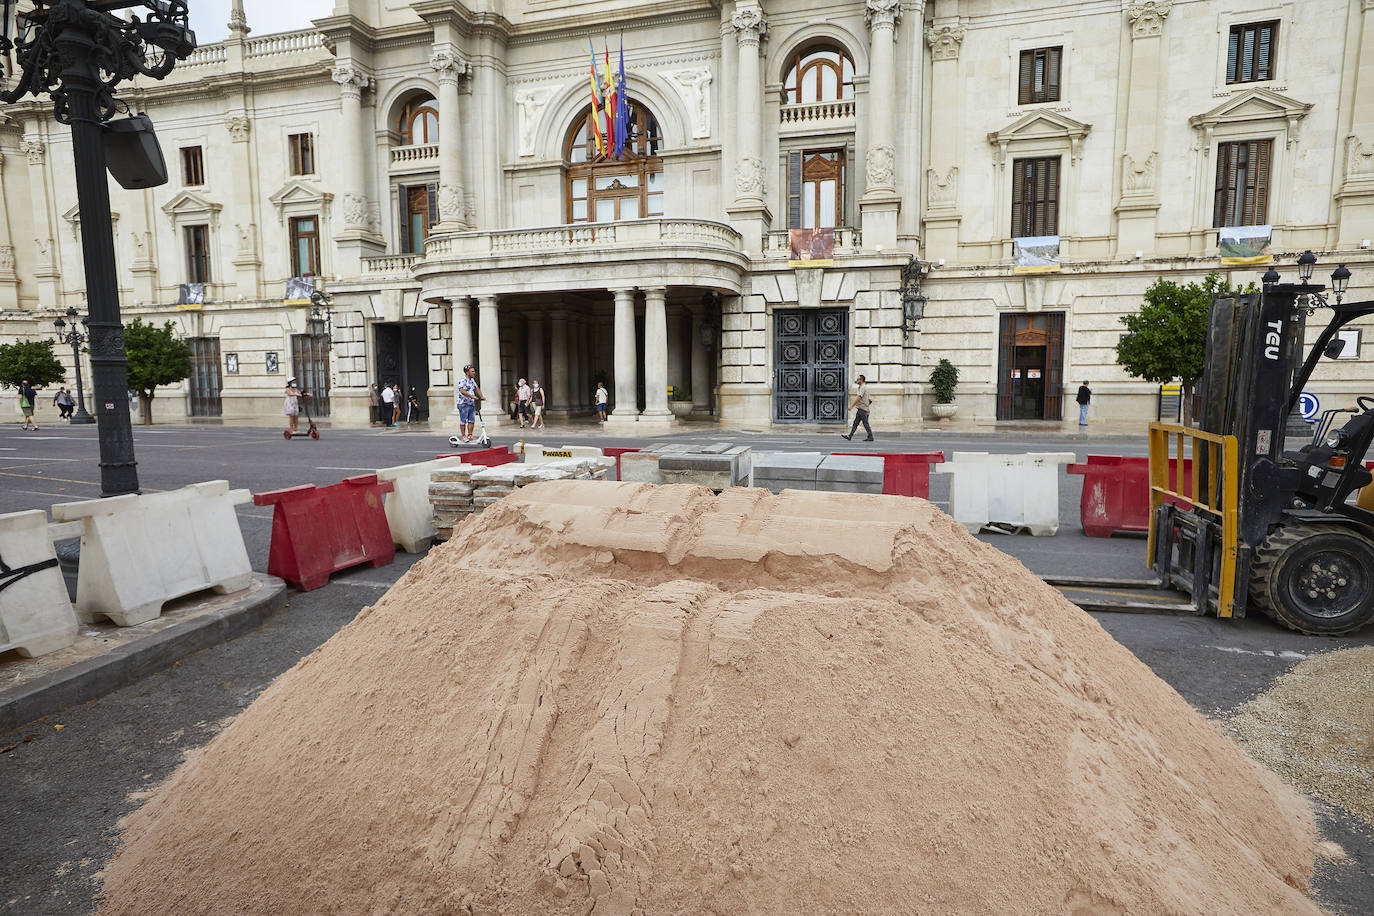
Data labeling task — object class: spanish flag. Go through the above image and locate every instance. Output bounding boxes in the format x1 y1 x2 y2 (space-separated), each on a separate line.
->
588 42 606 156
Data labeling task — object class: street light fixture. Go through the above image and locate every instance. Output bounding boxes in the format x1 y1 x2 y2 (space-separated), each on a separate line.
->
1262 267 1281 286
901 256 926 339
1297 250 1317 285
307 288 332 342
1331 264 1351 304
52 306 95 424
1 0 197 496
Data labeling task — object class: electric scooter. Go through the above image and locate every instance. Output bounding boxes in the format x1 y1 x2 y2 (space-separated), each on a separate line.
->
283 394 320 440
447 407 491 448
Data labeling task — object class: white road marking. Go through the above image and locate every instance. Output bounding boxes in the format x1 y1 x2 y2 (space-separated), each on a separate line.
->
0 456 83 462
1209 646 1309 660
315 466 378 472
332 580 391 590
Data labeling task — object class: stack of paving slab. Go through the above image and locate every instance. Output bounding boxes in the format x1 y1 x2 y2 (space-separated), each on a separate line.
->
619 442 752 490
431 457 613 540
752 452 885 495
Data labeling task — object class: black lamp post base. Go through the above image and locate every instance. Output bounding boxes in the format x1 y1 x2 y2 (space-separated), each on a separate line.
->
70 410 96 425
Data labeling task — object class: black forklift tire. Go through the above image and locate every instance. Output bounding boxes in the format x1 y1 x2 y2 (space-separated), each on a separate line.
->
1249 524 1374 635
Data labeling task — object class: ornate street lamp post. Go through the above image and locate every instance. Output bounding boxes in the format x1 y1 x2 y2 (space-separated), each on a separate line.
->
1 0 196 496
52 306 95 424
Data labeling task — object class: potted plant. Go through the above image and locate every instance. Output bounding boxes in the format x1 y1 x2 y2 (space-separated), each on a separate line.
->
929 358 959 421
668 386 694 418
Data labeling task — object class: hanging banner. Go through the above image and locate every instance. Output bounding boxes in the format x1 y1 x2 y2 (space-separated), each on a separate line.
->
788 228 835 266
1218 225 1273 265
176 283 205 310
284 277 315 305
1012 236 1061 274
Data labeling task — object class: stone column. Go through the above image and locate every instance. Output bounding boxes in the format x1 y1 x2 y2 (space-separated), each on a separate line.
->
690 302 711 416
923 2 965 262
331 62 384 276
549 310 570 418
724 3 770 254
1116 1 1172 257
641 287 671 422
569 316 584 412
442 297 474 428
860 0 902 248
21 131 61 308
0 153 17 309
224 113 262 299
477 294 509 427
609 288 639 425
431 48 470 229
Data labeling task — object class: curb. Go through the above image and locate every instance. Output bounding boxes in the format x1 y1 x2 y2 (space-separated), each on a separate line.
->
0 573 288 734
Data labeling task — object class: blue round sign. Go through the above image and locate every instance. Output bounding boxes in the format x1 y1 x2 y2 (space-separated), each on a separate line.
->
1298 392 1320 421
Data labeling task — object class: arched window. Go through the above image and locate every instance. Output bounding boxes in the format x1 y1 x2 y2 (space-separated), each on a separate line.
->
783 47 855 105
397 96 439 146
566 100 664 223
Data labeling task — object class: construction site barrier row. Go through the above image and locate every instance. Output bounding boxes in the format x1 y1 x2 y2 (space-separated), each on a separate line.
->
254 475 395 591
52 481 255 627
936 452 1076 536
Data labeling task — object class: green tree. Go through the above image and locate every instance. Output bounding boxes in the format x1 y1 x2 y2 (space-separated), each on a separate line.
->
125 319 193 425
0 339 66 390
1115 273 1236 425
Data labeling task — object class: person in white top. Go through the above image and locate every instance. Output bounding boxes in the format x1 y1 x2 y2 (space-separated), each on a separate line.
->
379 381 395 427
595 381 609 422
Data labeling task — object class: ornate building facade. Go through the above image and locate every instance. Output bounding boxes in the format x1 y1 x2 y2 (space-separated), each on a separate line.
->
1 0 1372 428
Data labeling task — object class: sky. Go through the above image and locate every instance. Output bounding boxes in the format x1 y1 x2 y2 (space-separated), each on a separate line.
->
188 0 335 44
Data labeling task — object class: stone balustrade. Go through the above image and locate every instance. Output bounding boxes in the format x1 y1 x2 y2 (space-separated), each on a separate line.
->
423 219 743 261
362 255 421 276
181 44 229 68
779 99 856 126
245 29 327 59
763 227 863 257
390 144 440 166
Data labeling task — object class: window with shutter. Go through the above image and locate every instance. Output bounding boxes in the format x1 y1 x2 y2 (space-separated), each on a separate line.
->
1010 157 1060 237
1213 139 1273 226
398 187 411 253
787 151 803 229
1017 47 1062 104
1226 22 1278 84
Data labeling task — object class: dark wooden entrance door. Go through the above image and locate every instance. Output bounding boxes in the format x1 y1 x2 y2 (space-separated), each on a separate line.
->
773 307 848 423
291 334 331 416
996 312 1065 420
187 337 222 418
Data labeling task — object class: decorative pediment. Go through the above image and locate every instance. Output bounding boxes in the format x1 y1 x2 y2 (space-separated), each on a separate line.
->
61 203 121 240
269 179 333 224
1189 88 1312 132
160 190 222 227
988 110 1092 166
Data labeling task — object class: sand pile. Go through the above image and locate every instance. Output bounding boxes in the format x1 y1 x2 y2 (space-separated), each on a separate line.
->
99 482 1319 915
1229 646 1374 827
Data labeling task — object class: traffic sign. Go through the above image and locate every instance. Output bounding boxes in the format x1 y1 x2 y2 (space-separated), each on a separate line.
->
1298 392 1320 421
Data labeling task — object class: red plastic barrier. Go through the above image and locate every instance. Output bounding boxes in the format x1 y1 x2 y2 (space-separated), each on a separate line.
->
434 446 517 467
602 447 641 481
1067 455 1194 538
834 451 945 498
253 474 396 590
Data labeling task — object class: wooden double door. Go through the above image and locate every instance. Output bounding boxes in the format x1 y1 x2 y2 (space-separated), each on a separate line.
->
996 312 1065 421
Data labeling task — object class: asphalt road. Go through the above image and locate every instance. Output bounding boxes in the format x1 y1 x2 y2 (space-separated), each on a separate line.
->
1 421 1370 914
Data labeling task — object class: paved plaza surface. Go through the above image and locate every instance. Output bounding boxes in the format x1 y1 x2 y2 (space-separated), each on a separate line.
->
1 421 1371 914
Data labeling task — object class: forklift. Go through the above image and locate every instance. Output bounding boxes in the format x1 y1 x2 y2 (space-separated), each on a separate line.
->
1051 256 1374 635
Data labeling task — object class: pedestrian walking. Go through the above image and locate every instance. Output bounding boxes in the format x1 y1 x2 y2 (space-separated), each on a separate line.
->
283 377 304 433
380 381 395 427
368 383 380 426
391 384 402 426
17 379 38 430
595 381 608 422
455 364 483 443
530 381 545 429
407 386 422 423
516 378 531 428
1076 381 1092 427
840 373 874 442
53 387 74 420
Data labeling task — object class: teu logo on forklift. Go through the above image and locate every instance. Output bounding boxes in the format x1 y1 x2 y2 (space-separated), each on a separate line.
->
1264 319 1284 360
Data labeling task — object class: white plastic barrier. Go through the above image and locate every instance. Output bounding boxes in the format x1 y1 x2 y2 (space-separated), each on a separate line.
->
52 480 254 627
519 443 606 465
935 452 1076 536
0 510 81 657
377 456 471 553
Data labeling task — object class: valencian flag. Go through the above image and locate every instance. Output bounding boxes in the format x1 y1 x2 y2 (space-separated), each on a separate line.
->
587 41 606 156
602 44 617 156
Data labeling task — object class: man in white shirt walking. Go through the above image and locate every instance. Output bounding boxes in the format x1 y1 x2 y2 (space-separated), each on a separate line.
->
379 381 395 427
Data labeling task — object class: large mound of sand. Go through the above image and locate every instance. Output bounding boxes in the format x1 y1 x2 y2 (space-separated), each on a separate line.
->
99 482 1319 915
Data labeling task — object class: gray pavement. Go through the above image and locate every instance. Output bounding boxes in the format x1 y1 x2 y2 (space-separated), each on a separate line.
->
0 421 1369 914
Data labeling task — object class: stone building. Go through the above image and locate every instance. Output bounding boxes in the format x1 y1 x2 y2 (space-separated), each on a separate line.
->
1 0 1372 428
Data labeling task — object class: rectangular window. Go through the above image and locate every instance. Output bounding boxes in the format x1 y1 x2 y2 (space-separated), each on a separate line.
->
1213 139 1272 227
181 146 204 186
398 183 437 254
184 224 211 284
1010 156 1060 238
787 149 845 229
289 133 315 175
1227 21 1277 84
1018 47 1062 105
289 215 320 277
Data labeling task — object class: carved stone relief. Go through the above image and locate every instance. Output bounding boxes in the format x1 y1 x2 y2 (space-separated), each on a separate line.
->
866 144 896 190
331 63 371 100
1347 135 1374 177
865 0 901 30
1121 152 1157 194
735 156 764 198
225 115 251 143
20 135 45 165
927 166 958 208
515 86 558 156
0 245 15 275
1127 1 1173 39
925 24 966 61
663 67 713 139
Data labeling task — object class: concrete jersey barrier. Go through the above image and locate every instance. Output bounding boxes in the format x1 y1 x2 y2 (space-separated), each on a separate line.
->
52 481 254 627
936 452 1076 536
377 456 470 553
519 444 606 465
0 510 80 657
